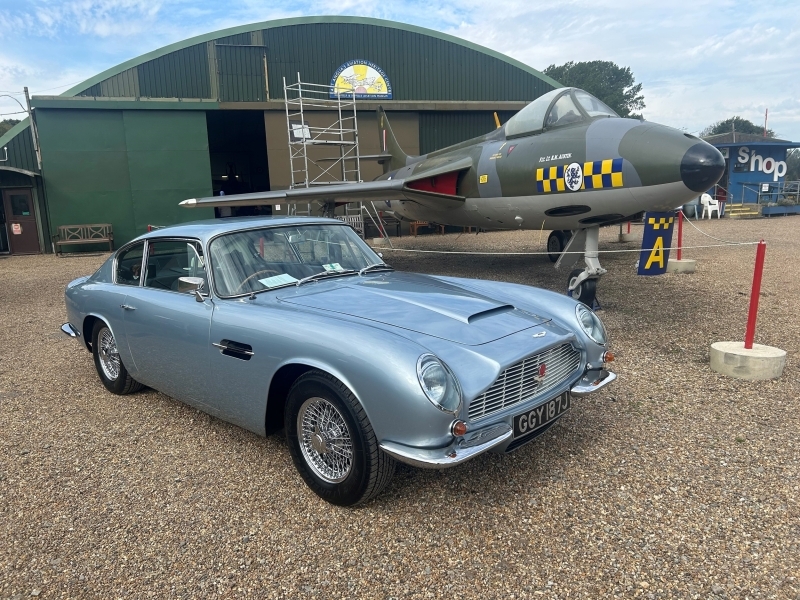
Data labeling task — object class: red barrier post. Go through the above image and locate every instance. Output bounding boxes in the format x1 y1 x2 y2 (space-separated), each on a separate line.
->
676 210 683 261
744 240 767 349
627 221 631 234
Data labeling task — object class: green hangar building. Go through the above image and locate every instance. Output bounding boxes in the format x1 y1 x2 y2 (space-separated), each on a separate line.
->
0 16 560 255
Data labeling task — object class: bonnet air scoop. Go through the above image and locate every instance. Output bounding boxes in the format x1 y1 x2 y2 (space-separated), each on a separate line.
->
278 273 548 346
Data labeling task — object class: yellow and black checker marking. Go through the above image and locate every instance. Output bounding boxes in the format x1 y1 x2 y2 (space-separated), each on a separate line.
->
582 158 624 190
536 165 566 193
647 216 674 230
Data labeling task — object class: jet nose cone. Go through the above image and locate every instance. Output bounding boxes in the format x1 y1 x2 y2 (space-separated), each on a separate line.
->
681 143 725 193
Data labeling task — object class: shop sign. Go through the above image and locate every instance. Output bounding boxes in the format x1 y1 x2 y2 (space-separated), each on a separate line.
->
737 146 787 182
330 60 392 99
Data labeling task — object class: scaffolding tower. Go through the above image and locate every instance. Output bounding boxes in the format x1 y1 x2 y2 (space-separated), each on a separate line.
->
284 74 362 215
283 74 393 244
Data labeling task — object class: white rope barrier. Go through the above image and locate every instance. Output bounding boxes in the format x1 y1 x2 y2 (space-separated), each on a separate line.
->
380 241 759 256
377 212 763 257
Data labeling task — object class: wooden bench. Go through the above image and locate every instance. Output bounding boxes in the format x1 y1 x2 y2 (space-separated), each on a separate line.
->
410 221 445 236
53 224 113 256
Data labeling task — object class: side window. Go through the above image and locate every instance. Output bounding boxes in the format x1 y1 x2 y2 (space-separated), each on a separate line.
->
144 240 207 292
116 243 144 286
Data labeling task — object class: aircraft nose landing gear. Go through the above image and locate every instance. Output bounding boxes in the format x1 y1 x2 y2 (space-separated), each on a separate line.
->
568 268 598 305
555 226 606 309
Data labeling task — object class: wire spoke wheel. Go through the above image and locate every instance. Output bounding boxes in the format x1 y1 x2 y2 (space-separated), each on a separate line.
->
97 327 121 381
297 397 354 483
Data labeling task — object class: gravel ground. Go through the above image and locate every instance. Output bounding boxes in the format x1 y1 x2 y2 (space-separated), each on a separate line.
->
1 217 798 599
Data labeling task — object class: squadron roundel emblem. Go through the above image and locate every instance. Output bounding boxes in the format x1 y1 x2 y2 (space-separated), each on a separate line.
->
564 162 583 192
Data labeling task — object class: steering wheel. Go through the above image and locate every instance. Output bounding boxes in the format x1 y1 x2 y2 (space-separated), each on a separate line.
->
232 269 281 294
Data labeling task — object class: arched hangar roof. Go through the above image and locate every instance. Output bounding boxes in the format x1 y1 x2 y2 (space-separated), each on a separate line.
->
0 16 561 173
67 16 561 102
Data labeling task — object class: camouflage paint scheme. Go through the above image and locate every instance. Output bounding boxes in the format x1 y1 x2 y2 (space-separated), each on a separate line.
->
180 87 725 234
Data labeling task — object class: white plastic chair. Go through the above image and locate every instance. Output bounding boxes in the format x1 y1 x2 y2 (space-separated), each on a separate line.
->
701 193 720 219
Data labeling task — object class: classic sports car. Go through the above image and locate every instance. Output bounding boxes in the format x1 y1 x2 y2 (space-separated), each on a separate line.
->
61 216 615 505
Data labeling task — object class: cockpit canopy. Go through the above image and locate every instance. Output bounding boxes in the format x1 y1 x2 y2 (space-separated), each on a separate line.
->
505 88 619 138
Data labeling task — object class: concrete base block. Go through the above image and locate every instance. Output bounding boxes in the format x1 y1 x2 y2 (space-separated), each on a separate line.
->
666 258 697 274
618 233 636 243
371 237 388 246
710 341 787 380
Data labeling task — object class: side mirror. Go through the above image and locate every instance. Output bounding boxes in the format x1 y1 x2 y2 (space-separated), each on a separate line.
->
178 276 206 302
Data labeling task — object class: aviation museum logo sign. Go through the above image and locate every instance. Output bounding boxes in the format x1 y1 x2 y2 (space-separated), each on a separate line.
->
330 60 392 99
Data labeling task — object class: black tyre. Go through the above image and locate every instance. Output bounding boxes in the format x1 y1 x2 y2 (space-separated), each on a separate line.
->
285 370 395 506
547 230 568 263
567 268 598 306
91 321 144 395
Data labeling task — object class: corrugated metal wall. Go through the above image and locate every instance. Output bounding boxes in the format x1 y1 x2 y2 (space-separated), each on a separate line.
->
216 45 268 102
71 22 554 103
419 111 518 154
262 24 552 102
137 43 212 99
0 124 39 174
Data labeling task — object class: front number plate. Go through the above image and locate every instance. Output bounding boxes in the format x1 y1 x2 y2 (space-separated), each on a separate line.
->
513 392 571 438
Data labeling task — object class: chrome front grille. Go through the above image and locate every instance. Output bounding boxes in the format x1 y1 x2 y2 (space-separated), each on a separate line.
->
468 343 582 421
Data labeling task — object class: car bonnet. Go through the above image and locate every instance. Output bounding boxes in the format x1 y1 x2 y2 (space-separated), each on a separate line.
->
276 272 549 346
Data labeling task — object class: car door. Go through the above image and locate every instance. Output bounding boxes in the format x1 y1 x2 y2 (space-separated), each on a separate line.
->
122 238 212 404
93 241 146 372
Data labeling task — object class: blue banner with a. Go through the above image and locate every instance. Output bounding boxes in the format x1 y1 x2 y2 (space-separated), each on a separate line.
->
638 212 676 276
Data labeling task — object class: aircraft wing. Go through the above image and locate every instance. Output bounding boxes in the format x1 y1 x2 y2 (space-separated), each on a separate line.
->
180 157 473 211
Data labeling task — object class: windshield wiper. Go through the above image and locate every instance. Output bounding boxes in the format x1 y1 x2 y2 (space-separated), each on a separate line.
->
359 263 394 276
296 269 357 286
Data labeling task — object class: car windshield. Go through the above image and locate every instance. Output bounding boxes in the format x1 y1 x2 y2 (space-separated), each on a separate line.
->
209 223 382 297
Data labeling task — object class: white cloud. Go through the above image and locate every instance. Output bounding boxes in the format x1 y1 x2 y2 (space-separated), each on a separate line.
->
1 0 798 140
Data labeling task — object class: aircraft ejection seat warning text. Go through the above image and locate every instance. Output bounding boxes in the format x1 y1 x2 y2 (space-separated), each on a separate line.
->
638 212 675 276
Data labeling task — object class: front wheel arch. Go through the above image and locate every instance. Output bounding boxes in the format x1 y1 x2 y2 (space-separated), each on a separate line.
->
265 363 315 435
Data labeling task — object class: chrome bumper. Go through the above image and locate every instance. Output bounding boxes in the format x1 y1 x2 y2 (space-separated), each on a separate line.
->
379 422 513 469
570 369 616 396
61 323 80 338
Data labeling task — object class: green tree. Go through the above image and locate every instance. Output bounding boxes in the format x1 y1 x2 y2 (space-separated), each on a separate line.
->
700 116 774 138
0 119 20 137
542 61 645 118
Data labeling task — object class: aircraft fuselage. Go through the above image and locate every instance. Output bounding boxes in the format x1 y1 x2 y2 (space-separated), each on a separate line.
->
381 116 724 231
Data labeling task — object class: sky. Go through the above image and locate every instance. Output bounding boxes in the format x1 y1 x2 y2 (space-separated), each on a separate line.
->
1 0 799 140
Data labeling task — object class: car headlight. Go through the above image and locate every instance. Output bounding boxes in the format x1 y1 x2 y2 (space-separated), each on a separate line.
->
416 354 462 414
576 304 607 345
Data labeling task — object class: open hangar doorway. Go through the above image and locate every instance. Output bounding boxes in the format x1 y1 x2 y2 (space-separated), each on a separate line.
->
206 111 272 218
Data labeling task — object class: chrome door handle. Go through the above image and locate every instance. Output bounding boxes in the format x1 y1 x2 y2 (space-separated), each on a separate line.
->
213 341 255 357
120 304 136 310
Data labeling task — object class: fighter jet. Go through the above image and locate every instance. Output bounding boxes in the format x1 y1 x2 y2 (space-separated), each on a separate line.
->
180 87 725 306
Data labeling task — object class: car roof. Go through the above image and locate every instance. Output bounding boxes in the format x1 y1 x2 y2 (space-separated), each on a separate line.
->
130 216 345 245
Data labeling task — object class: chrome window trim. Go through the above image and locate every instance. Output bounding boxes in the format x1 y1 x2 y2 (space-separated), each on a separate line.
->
112 240 145 288
112 236 212 298
207 222 381 300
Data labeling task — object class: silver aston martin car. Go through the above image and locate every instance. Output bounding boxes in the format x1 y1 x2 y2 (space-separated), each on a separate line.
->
61 216 615 505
